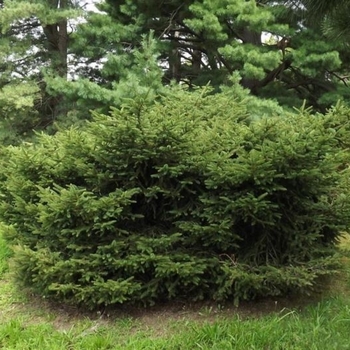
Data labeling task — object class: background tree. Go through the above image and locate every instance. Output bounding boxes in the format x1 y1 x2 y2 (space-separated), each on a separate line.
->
0 0 80 143
64 0 349 112
301 0 350 41
1 0 350 143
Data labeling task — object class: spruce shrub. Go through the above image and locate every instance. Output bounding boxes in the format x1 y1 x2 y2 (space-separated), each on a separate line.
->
0 89 349 308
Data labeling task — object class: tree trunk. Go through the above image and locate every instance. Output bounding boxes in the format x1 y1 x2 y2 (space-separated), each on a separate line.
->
169 30 181 82
192 49 201 74
41 0 68 120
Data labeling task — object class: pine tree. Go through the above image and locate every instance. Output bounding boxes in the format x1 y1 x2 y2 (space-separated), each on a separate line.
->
45 30 165 124
69 0 350 111
300 0 350 41
0 0 80 143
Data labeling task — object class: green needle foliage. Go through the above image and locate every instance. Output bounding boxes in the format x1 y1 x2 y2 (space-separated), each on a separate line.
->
0 87 349 308
69 0 350 112
0 0 81 143
1 0 350 145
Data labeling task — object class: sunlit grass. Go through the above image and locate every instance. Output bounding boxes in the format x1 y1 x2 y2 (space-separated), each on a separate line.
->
0 233 350 349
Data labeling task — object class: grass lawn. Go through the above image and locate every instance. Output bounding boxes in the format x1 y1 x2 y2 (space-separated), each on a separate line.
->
1 233 350 350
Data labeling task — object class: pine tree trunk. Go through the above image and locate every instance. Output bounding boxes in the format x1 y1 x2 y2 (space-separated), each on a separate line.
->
192 49 201 74
41 0 68 120
169 31 181 82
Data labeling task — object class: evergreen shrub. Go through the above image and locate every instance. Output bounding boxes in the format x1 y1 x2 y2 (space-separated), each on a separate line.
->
0 88 349 308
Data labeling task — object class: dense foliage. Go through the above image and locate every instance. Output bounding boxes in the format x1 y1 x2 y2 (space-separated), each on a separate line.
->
0 0 80 143
1 88 349 308
0 0 349 143
66 0 350 111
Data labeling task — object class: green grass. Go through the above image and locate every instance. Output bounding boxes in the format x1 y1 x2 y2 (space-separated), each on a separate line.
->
1 234 350 349
0 298 350 349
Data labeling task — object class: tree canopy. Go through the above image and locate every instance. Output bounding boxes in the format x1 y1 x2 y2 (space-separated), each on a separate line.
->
0 0 349 142
68 0 350 111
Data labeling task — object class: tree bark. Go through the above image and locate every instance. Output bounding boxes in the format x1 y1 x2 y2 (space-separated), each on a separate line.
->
169 30 181 82
41 0 68 120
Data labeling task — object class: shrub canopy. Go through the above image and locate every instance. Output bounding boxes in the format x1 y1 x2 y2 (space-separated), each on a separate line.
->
1 88 350 308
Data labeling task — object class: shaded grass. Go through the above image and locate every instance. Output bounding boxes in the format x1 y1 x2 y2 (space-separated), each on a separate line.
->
0 298 350 349
0 233 350 349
